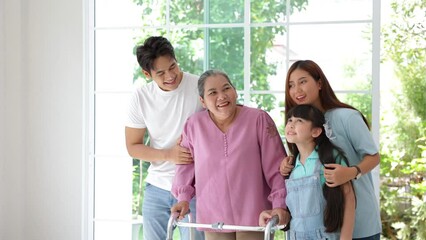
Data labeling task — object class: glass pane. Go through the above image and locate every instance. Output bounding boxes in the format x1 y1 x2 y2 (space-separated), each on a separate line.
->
338 93 373 124
94 156 133 220
170 0 244 24
168 29 205 75
291 0 373 22
95 0 165 27
95 93 130 156
237 93 245 105
288 23 372 91
132 29 205 78
251 0 288 23
251 27 287 91
94 221 132 240
207 0 244 24
170 1 203 24
208 28 245 90
132 160 149 218
95 29 139 91
249 93 285 137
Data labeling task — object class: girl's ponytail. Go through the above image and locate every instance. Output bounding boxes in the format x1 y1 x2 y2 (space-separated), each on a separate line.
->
317 136 348 232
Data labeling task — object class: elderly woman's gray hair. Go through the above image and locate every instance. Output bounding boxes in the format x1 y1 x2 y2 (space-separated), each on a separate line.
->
197 69 235 98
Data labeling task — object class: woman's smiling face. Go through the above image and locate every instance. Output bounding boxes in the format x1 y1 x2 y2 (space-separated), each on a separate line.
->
201 74 237 120
288 68 322 110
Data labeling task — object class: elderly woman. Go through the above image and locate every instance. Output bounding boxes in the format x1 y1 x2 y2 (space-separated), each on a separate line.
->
171 69 289 240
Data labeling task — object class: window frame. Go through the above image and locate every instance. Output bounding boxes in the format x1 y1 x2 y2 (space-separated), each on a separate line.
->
84 0 381 239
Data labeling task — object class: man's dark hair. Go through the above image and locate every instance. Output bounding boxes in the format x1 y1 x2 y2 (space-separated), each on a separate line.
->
136 36 176 73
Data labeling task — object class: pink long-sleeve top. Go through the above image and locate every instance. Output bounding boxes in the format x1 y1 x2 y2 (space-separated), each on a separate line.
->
172 105 287 228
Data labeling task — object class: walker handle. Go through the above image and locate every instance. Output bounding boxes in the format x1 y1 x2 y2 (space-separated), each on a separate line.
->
264 215 280 240
166 212 179 240
167 211 195 240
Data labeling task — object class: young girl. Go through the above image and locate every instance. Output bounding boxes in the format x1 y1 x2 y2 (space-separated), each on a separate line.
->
281 60 381 239
260 104 355 240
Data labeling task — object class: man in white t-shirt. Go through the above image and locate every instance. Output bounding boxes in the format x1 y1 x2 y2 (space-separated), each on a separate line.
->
125 36 204 240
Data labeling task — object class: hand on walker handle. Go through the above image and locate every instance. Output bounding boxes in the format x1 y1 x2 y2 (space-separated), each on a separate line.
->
171 201 190 220
280 156 294 176
259 208 290 227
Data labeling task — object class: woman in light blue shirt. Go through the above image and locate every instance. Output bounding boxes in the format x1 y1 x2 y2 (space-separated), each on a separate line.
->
280 60 381 239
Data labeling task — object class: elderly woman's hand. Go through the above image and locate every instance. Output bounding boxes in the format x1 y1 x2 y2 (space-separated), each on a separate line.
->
258 208 290 227
170 201 190 220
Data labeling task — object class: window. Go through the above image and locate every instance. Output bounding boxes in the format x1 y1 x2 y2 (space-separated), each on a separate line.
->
88 0 380 239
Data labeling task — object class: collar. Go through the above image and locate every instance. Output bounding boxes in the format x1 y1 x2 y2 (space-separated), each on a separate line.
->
294 150 319 168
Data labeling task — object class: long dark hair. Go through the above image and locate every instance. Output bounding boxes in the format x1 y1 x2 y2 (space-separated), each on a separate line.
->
286 104 353 232
285 60 370 128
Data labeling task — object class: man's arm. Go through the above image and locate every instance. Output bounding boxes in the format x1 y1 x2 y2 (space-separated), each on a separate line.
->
125 126 194 164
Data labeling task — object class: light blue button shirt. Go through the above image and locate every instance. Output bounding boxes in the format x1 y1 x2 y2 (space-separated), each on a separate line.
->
325 108 382 238
292 149 347 185
292 150 324 183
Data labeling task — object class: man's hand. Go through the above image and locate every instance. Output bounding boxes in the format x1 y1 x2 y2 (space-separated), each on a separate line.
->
280 156 294 176
171 201 190 220
165 137 194 164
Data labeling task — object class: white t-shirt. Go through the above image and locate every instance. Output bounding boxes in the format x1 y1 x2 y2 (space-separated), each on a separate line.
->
126 72 203 191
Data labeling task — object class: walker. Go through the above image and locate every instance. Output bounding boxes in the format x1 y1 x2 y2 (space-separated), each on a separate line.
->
166 212 285 240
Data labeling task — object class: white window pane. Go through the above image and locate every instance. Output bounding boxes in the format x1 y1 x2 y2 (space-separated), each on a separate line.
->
289 23 372 90
94 221 132 240
291 0 373 22
95 0 161 27
252 27 289 92
95 29 138 92
90 0 380 239
94 156 133 219
95 93 130 156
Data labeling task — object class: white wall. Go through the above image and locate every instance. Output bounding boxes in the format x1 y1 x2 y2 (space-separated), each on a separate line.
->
1 0 85 239
1 0 25 239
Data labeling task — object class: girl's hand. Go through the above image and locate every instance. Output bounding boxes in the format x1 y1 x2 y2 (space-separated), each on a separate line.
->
170 201 190 220
280 156 294 176
323 164 355 187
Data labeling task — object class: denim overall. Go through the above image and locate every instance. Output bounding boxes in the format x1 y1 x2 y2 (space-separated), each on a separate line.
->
285 160 340 240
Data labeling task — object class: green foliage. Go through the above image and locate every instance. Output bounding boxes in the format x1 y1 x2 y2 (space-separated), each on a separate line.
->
132 132 151 218
383 0 426 121
132 159 142 216
340 60 373 124
379 91 425 239
381 1 426 238
380 130 426 240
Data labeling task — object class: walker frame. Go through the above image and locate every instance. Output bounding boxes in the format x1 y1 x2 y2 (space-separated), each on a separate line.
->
166 212 285 240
